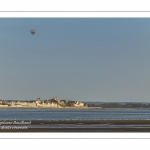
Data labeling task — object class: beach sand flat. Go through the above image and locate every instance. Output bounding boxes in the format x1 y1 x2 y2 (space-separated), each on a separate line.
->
0 120 150 132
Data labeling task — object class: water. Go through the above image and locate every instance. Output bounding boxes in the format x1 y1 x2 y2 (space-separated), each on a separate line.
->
0 108 150 120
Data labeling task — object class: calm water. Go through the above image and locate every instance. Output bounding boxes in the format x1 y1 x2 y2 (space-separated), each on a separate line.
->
0 108 150 120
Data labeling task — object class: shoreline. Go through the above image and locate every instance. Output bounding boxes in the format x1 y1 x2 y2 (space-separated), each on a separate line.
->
1 106 150 110
1 119 150 124
1 120 150 132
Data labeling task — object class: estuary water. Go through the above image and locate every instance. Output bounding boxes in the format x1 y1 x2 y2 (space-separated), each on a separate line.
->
0 108 150 120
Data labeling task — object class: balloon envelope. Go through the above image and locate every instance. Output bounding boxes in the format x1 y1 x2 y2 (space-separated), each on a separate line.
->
30 29 36 35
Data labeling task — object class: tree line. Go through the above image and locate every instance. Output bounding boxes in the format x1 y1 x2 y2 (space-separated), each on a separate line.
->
88 102 150 108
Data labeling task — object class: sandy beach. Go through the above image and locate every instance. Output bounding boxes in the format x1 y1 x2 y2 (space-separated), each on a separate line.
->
0 120 150 132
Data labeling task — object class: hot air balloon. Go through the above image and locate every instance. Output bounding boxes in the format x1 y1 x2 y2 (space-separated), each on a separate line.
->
30 29 36 35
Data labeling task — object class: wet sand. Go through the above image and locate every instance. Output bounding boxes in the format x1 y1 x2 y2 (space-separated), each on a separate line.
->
1 120 150 132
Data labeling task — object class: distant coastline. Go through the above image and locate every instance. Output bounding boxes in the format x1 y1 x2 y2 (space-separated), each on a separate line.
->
0 97 88 108
1 98 150 109
1 106 150 110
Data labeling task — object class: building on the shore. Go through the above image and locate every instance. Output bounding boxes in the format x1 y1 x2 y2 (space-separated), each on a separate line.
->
26 102 36 107
0 99 7 105
9 101 22 107
59 99 88 107
53 97 60 103
46 101 60 107
0 99 3 105
6 100 36 107
36 99 60 107
0 97 88 108
73 101 85 107
0 99 8 107
16 101 27 106
36 98 41 106
60 100 67 105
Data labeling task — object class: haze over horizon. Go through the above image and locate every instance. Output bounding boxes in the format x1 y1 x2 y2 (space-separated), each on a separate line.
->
0 18 150 102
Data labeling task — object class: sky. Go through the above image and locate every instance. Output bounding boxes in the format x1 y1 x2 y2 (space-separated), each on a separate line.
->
0 18 150 102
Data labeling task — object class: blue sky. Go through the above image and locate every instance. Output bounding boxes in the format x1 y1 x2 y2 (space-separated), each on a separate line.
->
0 18 150 102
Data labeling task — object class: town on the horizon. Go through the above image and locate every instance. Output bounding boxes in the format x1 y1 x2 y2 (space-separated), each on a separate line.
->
1 97 150 108
0 97 88 108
